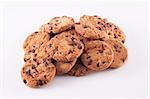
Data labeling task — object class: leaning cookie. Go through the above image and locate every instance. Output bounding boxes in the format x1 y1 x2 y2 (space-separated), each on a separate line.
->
39 16 75 34
81 40 114 71
105 39 128 68
68 58 92 77
21 62 56 88
52 58 77 75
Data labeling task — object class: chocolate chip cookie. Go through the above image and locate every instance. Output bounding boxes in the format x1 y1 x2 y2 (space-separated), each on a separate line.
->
21 62 56 88
39 16 75 34
75 23 109 40
81 40 114 71
99 22 126 44
23 31 52 62
80 15 107 27
105 39 128 68
48 29 84 62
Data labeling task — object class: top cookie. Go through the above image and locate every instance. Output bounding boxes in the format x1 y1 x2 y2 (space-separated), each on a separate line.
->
47 29 84 62
75 15 126 43
39 16 75 34
80 15 107 27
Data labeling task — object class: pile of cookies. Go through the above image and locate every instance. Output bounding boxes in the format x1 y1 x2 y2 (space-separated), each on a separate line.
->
21 15 128 88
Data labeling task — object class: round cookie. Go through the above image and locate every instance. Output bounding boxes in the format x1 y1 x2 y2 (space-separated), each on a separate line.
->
68 58 92 77
23 31 54 62
48 29 84 62
75 23 108 40
105 39 128 68
81 40 114 71
80 15 107 27
98 22 126 44
39 16 75 34
21 62 56 88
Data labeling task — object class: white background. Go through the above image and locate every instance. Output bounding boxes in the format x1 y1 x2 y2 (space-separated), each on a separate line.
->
0 1 149 99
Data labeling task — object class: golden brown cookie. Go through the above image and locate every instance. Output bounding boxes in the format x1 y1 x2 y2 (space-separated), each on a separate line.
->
105 39 128 68
98 22 126 44
23 31 52 62
75 23 109 40
81 40 114 71
48 29 84 62
39 16 75 34
21 62 56 88
80 15 107 27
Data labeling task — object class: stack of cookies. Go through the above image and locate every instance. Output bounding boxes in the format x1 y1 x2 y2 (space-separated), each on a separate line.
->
21 15 128 88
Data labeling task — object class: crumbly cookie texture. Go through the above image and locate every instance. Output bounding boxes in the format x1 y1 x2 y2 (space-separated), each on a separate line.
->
39 16 75 34
105 39 128 68
21 62 56 88
68 58 92 77
81 40 114 71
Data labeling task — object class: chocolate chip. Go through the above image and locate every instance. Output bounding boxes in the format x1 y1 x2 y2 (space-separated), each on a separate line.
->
122 40 125 43
88 59 92 65
98 22 101 24
26 69 31 76
114 34 118 38
44 61 49 66
37 80 43 86
99 50 104 53
83 26 87 28
78 44 82 49
97 63 100 67
99 28 102 30
33 58 37 62
66 35 69 37
23 79 27 84
24 58 27 62
31 49 35 53
51 58 57 65
108 33 111 35
102 61 106 64
71 37 75 41
35 32 38 33
32 65 36 69
122 58 125 62
68 50 73 54
43 80 47 84
49 44 52 48
114 27 117 30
